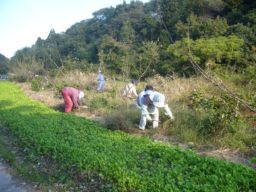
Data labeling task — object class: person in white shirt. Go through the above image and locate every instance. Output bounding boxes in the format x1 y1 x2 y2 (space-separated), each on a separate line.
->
136 85 153 108
123 79 138 99
137 86 174 130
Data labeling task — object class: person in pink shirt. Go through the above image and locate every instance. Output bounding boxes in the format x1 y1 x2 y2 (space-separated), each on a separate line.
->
61 87 84 113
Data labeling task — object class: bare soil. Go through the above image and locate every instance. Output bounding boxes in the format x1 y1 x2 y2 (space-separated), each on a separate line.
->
18 83 255 168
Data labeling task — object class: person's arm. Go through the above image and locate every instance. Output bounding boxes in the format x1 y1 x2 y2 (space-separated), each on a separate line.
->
133 86 138 97
164 104 174 120
71 94 79 108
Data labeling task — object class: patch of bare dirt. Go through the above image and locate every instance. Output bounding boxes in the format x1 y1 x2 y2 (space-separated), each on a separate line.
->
19 83 62 109
18 83 254 168
151 134 252 166
199 148 249 164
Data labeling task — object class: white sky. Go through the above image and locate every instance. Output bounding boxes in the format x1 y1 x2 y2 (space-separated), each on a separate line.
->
0 0 149 58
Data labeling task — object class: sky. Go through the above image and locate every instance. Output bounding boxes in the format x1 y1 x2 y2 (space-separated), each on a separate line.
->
0 0 149 58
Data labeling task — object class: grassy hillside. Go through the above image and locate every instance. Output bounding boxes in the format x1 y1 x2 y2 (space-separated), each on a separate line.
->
0 81 255 191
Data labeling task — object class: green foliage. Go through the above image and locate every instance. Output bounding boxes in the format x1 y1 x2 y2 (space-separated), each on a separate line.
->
224 0 256 24
166 98 253 151
98 35 127 74
204 0 225 13
119 20 135 43
176 14 228 39
190 90 243 137
194 36 244 64
250 157 256 164
213 65 256 107
10 75 27 83
0 53 9 74
243 65 256 83
168 35 245 73
135 41 160 79
227 23 256 46
104 105 140 132
167 104 202 143
89 96 108 109
9 56 46 82
31 76 44 91
1 82 256 191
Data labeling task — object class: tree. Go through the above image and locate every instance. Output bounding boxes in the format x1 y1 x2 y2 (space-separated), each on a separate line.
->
176 14 228 40
167 35 244 73
0 53 9 74
136 41 160 80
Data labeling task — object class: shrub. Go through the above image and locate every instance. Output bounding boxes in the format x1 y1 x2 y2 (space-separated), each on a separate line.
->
89 96 108 109
31 76 44 91
166 103 202 143
10 75 27 83
104 105 140 132
190 90 242 137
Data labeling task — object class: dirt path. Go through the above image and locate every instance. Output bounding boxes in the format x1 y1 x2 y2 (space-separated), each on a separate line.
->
18 83 253 167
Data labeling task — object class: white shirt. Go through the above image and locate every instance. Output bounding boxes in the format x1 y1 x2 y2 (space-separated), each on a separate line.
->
136 91 145 107
140 91 173 118
123 83 137 98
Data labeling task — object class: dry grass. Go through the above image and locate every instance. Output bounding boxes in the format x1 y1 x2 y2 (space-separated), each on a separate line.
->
45 71 210 123
50 71 209 105
52 70 97 90
147 75 208 102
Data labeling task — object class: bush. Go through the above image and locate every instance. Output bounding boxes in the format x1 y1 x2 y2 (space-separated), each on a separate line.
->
31 76 45 91
89 96 108 109
166 103 202 143
104 105 140 132
190 90 242 137
11 75 27 83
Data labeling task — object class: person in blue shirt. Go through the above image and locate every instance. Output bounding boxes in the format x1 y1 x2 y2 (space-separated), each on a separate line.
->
97 70 105 92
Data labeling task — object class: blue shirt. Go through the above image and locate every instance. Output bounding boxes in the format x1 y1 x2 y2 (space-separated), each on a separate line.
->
97 73 104 81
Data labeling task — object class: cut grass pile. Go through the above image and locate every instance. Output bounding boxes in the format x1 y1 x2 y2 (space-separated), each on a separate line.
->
0 81 255 191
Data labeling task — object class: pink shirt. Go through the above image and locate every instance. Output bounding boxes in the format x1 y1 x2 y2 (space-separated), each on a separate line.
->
62 87 80 107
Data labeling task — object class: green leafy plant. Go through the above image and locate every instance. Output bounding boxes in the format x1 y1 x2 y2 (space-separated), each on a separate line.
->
31 76 44 91
190 90 242 137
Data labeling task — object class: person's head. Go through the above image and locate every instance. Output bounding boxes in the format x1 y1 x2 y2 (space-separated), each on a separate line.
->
144 85 153 91
78 91 85 105
131 79 137 85
98 70 102 73
79 91 85 100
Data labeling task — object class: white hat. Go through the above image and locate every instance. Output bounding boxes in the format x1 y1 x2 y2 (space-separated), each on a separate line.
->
79 91 84 99
152 92 165 107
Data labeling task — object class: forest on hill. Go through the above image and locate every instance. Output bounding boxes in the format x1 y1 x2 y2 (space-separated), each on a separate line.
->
6 0 255 80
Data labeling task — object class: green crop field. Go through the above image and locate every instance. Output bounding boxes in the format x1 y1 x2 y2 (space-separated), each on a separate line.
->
0 81 255 191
